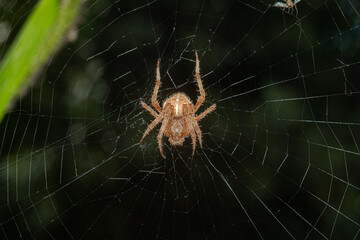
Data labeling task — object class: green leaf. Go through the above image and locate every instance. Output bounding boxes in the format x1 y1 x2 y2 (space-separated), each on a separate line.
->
0 0 83 123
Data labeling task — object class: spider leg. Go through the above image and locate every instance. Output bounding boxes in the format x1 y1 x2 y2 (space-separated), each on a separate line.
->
157 118 169 158
151 59 162 113
192 120 203 149
141 101 159 118
193 104 216 148
195 104 216 122
185 116 197 156
190 128 197 155
194 51 206 112
295 5 298 16
140 114 163 143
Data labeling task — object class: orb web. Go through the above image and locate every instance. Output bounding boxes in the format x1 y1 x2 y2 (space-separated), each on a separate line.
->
1 0 360 239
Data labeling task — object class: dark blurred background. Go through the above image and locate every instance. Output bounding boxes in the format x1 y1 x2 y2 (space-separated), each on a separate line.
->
1 0 360 239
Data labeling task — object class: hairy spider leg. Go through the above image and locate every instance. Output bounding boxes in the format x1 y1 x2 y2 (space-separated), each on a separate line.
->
140 114 163 143
194 51 206 112
152 59 162 112
196 104 216 122
184 104 197 155
192 121 203 149
186 117 197 155
157 117 169 158
158 106 173 158
141 101 159 118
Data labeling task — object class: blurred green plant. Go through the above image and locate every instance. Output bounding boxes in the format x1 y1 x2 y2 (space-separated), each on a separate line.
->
0 0 83 123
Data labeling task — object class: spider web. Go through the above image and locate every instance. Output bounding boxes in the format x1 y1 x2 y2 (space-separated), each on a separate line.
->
1 0 360 239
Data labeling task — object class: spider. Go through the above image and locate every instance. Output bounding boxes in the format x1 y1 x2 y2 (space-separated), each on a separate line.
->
273 0 300 16
140 51 216 158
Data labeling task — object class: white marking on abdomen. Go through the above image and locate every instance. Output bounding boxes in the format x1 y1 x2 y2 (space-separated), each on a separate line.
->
175 102 179 115
175 96 179 115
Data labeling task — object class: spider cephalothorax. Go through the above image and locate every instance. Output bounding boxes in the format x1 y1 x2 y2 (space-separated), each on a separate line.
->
140 51 216 158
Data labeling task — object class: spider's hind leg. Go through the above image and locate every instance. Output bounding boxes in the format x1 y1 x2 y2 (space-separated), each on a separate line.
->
192 121 203 149
157 118 169 158
141 101 159 118
140 115 163 143
185 114 197 156
190 128 197 156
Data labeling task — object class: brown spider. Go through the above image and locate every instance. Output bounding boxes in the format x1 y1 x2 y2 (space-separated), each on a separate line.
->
140 51 216 158
273 0 300 16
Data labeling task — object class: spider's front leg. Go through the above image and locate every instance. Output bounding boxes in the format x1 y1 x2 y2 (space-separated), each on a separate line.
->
194 51 206 112
152 59 162 112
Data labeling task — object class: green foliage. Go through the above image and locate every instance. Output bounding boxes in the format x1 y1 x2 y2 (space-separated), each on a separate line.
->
0 0 83 123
